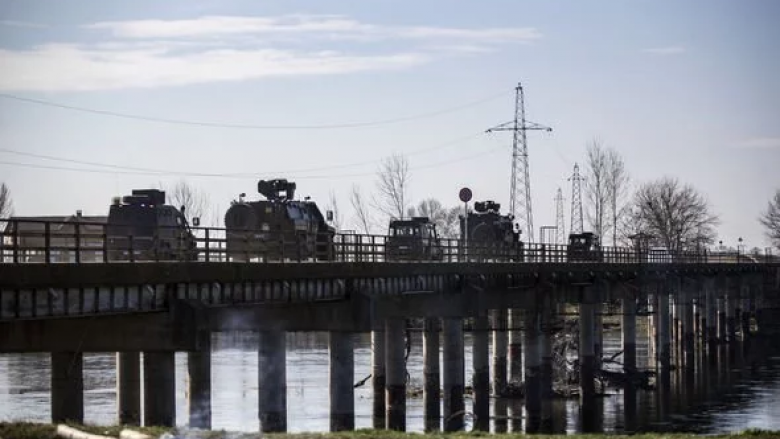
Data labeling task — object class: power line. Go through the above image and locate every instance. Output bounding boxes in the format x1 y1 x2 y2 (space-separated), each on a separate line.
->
0 130 484 177
0 88 510 130
0 143 508 180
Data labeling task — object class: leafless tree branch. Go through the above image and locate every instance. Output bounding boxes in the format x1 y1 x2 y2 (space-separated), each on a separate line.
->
327 191 343 232
759 189 780 249
350 185 374 235
606 148 631 246
374 154 411 222
0 182 12 219
160 179 210 225
584 140 611 239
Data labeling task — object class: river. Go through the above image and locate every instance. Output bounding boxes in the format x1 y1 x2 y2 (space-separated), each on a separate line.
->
2 326 780 433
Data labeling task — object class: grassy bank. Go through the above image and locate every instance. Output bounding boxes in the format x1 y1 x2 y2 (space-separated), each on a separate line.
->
1 423 779 439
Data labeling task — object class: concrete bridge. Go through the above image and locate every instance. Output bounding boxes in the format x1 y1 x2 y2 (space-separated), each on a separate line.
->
1 218 779 432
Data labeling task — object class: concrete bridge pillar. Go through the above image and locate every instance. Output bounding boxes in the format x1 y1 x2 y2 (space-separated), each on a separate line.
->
187 332 212 429
116 351 141 425
704 279 718 356
472 314 490 431
508 308 523 384
371 328 386 429
423 317 440 432
579 286 596 404
492 308 508 395
621 288 637 374
740 278 751 338
656 284 671 383
143 352 175 427
329 331 355 431
51 351 83 423
726 284 737 342
385 318 406 431
539 297 554 432
258 330 286 432
717 281 728 342
442 317 465 432
523 307 542 431
682 283 695 370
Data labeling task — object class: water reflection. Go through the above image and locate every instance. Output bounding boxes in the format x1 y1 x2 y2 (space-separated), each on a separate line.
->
2 329 780 433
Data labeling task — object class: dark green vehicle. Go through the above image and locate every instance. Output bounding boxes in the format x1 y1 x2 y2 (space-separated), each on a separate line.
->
385 217 443 261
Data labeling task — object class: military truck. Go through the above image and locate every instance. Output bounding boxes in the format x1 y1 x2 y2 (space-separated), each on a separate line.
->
566 232 603 262
460 200 523 261
106 189 198 261
385 217 443 261
224 179 334 261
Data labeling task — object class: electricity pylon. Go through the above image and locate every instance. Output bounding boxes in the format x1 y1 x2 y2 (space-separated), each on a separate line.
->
555 188 566 244
486 83 552 242
569 163 585 235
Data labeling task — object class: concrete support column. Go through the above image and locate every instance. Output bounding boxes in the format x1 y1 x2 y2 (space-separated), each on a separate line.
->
717 287 727 342
682 286 695 368
508 308 523 383
705 280 718 356
656 287 671 378
51 352 83 423
726 291 737 342
579 288 596 403
143 352 175 427
423 318 440 432
472 315 490 432
329 331 355 431
442 317 465 432
740 280 751 338
116 351 141 425
492 308 508 395
258 330 286 432
187 332 212 429
539 303 554 402
594 302 603 369
622 292 637 374
385 318 406 431
371 329 386 429
524 308 542 427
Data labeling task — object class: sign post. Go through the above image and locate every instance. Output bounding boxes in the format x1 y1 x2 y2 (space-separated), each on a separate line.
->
459 187 472 262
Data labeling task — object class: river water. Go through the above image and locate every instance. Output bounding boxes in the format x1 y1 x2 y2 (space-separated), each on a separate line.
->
2 327 780 434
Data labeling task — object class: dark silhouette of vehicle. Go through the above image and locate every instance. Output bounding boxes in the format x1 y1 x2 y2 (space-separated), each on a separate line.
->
106 189 198 261
460 200 523 261
224 179 334 261
385 217 443 261
567 232 604 262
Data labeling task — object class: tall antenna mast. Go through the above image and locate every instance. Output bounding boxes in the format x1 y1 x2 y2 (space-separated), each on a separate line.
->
486 83 552 242
555 188 566 244
569 163 585 235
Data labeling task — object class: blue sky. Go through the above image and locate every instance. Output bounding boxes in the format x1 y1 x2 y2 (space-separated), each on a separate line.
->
0 0 778 248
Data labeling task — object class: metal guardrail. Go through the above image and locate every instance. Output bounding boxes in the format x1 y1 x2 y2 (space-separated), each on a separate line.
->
0 218 776 265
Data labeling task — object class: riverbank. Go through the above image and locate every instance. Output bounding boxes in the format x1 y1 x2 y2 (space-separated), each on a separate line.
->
2 423 780 439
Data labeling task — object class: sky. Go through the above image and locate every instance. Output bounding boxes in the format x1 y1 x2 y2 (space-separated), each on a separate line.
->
0 0 778 249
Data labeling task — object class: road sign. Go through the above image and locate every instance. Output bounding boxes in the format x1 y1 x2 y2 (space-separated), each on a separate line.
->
459 187 472 203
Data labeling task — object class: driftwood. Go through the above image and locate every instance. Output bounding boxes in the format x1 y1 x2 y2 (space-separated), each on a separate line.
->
120 430 154 439
55 425 114 439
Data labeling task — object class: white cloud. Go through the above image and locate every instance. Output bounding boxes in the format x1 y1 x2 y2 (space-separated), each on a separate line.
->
0 14 540 91
642 46 686 55
0 44 427 91
83 15 542 44
735 137 780 149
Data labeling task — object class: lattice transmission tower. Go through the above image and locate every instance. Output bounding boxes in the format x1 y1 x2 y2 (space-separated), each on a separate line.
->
486 83 552 242
555 188 566 244
568 163 585 235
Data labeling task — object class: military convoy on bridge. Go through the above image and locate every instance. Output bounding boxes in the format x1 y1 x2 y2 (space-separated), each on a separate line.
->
460 200 523 260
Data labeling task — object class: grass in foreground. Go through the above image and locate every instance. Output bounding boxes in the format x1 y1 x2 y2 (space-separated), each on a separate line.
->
1 423 779 439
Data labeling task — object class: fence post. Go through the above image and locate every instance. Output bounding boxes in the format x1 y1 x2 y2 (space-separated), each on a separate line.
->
205 228 211 262
45 221 51 264
12 220 19 264
75 223 81 264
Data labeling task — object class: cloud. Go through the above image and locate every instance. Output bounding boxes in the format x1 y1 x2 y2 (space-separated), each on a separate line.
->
642 46 686 55
83 15 542 44
0 44 427 91
735 137 780 149
0 15 540 91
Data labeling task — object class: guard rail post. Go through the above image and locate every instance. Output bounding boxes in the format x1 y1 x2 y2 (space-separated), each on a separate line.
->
44 221 51 264
75 222 81 264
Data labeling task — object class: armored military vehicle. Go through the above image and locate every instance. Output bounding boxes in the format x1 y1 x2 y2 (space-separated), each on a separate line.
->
385 217 443 261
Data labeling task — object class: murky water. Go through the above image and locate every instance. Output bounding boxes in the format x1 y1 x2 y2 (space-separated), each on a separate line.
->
2 327 780 433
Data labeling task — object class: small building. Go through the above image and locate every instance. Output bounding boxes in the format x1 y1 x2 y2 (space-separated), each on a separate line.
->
1 212 107 262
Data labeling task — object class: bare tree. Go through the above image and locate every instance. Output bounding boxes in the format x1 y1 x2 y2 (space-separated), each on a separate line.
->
414 198 461 238
606 148 631 246
759 189 780 249
327 191 343 232
583 140 610 239
632 177 719 251
161 179 209 225
375 154 411 222
0 183 12 218
350 185 374 235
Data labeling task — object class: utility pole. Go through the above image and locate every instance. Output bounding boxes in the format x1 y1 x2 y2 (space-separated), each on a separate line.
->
486 83 552 243
569 163 585 235
555 188 566 245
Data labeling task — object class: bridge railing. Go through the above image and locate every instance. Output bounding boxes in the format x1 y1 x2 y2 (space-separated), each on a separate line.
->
1 218 777 264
